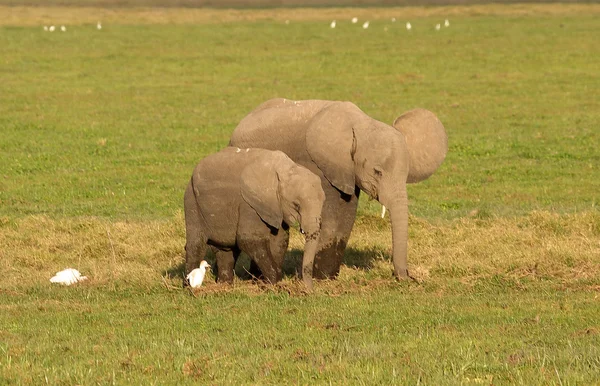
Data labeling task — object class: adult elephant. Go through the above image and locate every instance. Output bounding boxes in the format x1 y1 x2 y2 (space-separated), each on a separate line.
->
229 99 447 280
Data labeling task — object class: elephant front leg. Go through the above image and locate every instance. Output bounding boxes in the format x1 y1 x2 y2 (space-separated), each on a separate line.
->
215 249 239 284
239 236 287 284
313 185 360 279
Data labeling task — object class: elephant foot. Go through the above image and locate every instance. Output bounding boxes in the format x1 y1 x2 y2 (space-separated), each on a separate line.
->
393 269 419 283
313 239 346 279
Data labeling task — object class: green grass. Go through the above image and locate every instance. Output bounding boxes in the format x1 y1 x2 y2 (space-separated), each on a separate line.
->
3 287 599 384
1 4 600 384
1 10 598 219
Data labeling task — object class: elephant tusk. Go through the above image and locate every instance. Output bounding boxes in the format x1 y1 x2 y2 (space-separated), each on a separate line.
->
381 205 386 218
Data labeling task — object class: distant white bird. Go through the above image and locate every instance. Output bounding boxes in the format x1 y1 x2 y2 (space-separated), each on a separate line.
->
391 17 396 22
406 22 412 30
330 20 336 29
186 261 211 288
43 26 48 31
435 23 441 31
50 268 87 286
351 17 358 24
381 205 386 218
49 25 55 32
60 25 66 32
362 21 369 29
97 21 102 30
445 19 450 27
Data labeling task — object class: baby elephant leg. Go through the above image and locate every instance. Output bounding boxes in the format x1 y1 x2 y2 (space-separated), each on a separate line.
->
238 229 289 284
184 182 208 276
215 248 239 284
237 205 289 284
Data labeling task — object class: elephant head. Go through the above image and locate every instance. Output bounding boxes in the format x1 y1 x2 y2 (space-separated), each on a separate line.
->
305 102 447 279
240 152 325 289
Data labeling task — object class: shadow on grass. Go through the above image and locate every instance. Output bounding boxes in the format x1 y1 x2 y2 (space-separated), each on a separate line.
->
284 246 389 276
164 246 389 282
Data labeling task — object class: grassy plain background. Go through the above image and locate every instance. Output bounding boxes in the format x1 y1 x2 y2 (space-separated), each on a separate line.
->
1 3 599 384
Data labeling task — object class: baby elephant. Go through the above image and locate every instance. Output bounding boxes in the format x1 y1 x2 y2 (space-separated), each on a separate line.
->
184 147 325 289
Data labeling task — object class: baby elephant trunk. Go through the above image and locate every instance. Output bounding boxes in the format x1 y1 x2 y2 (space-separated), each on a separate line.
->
300 215 321 291
302 234 319 290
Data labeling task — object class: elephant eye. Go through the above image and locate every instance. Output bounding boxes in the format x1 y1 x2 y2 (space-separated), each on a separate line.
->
374 168 383 178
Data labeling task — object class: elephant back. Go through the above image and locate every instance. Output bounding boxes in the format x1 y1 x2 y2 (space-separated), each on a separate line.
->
392 108 448 183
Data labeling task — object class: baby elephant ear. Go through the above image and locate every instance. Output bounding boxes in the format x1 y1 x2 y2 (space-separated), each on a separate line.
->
306 103 356 196
240 161 283 229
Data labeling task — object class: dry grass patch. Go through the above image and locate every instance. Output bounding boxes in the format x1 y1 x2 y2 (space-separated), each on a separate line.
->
1 211 598 293
2 3 600 27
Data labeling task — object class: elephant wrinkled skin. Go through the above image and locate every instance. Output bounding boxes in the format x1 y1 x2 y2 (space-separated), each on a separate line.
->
229 99 447 280
184 147 325 289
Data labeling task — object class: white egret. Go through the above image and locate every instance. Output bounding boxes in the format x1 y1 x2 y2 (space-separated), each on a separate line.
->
49 25 55 32
60 25 66 32
435 23 441 31
330 20 336 29
186 261 211 288
406 22 412 30
445 19 450 27
351 17 358 24
391 17 396 22
43 26 48 31
362 21 369 29
97 21 102 30
50 268 87 286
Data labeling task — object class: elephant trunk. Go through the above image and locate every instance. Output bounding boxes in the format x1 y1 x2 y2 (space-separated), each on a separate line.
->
380 188 409 279
301 235 319 290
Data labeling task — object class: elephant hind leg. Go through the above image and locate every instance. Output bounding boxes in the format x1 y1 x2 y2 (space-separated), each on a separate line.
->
215 248 239 284
185 236 208 277
184 182 208 276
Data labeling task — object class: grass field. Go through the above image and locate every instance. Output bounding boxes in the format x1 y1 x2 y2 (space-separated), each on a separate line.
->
1 3 599 384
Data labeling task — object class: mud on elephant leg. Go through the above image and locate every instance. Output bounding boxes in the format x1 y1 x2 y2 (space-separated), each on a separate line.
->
313 185 360 279
215 248 239 283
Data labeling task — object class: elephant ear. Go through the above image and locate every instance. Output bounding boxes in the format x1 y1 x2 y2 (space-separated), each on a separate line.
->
393 108 448 183
240 160 283 229
305 103 356 195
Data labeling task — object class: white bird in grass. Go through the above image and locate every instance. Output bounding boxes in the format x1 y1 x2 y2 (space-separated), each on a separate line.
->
330 20 336 29
351 17 358 24
435 23 441 31
362 21 369 29
43 26 48 31
445 19 450 27
186 261 211 288
60 25 66 32
50 268 87 286
97 21 102 30
391 17 396 22
406 22 412 30
49 25 55 32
